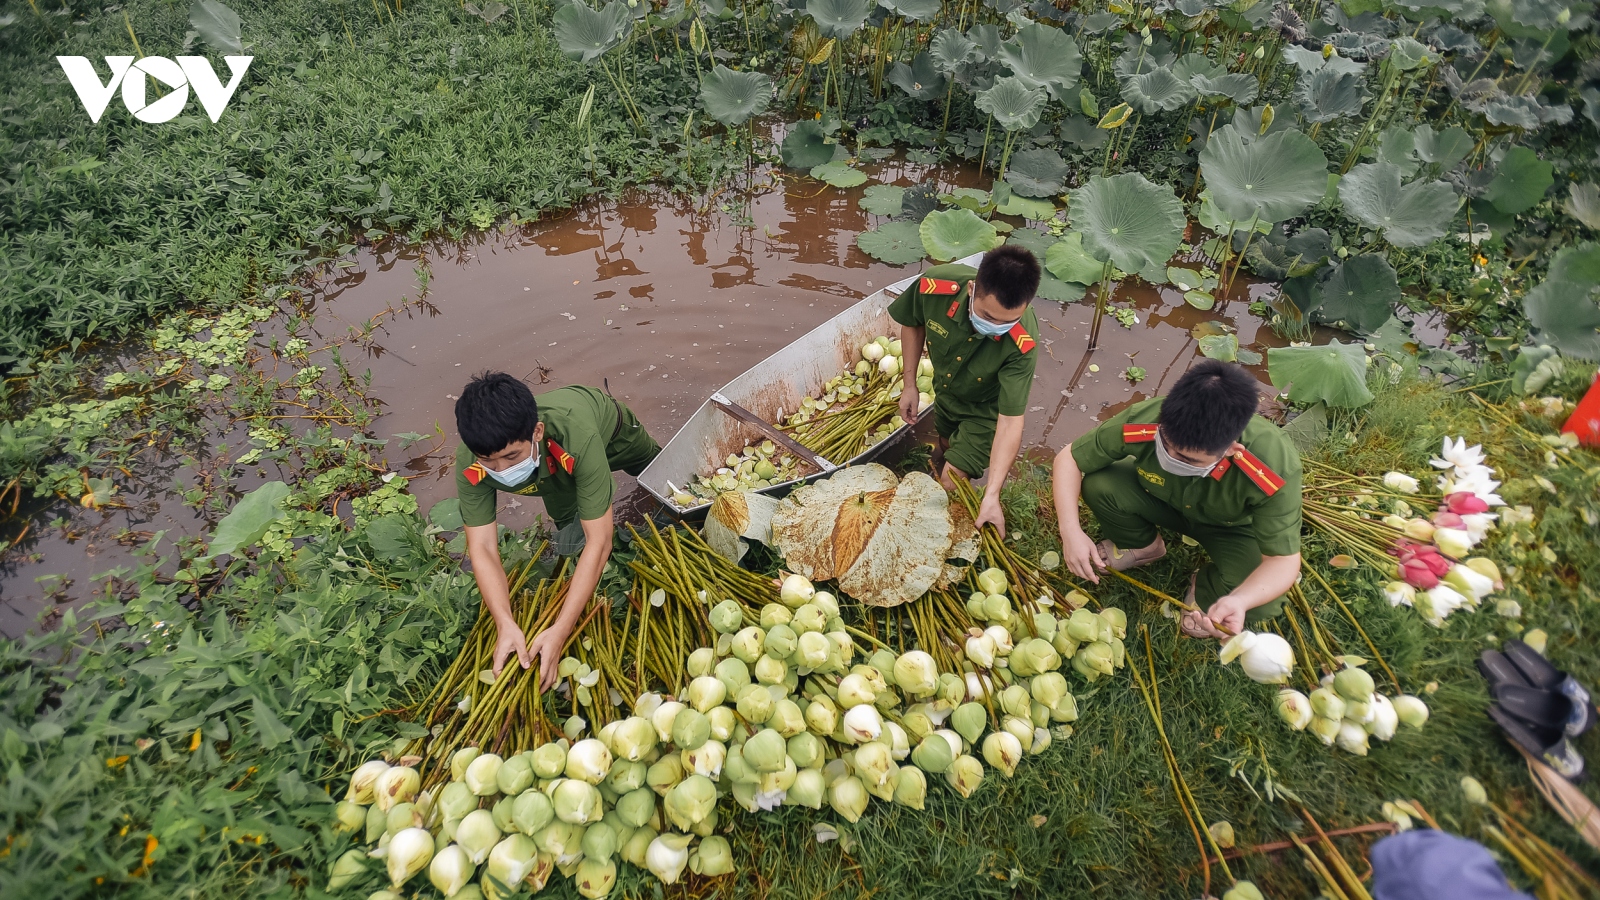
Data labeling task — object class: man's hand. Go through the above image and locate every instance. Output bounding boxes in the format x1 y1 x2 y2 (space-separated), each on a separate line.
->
491 619 532 677
897 387 921 425
1180 595 1248 639
974 492 1007 538
527 624 573 691
1060 525 1104 583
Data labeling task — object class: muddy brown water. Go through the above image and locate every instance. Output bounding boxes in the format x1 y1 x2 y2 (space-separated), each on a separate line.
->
0 155 1293 635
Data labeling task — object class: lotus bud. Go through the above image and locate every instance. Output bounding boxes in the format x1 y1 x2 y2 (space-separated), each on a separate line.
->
530 743 567 779
994 685 1027 720
645 832 694 885
843 704 884 743
688 834 734 877
1444 563 1494 601
983 730 1023 776
946 754 985 798
384 801 421 838
1382 582 1416 607
1029 611 1057 641
457 754 501 797
772 732 817 771
493 794 521 834
1466 557 1502 588
374 765 420 813
610 758 652 795
1393 694 1429 730
645 701 682 742
936 672 966 705
1461 776 1488 806
1066 608 1100 643
1073 642 1115 681
950 702 986 746
789 768 827 808
386 827 434 888
555 778 604 825
1368 694 1399 741
1333 666 1375 704
1276 689 1313 731
730 626 766 663
780 574 816 607
766 625 799 661
1382 471 1420 493
728 684 768 725
646 752 683 795
1099 607 1128 639
982 593 1013 624
562 716 586 742
1309 715 1340 745
714 657 752 697
900 708 934 742
1336 719 1371 755
967 592 987 619
1404 518 1436 541
849 740 890 787
829 775 870 823
890 765 927 810
573 857 616 898
984 624 1014 656
486 833 539 888
448 748 482 783
1344 697 1374 724
976 567 1008 595
789 603 826 635
1223 880 1265 900
663 774 718 830
508 787 554 835
1433 526 1472 559
333 798 367 833
687 647 716 678
833 673 872 708
620 825 657 869
783 632 825 672
733 727 780 773
965 631 998 668
912 732 956 773
803 694 838 733
455 808 502 864
1030 727 1051 755
347 759 390 804
533 821 583 867
1052 629 1081 659
364 802 388 843
1309 687 1346 720
873 723 905 763
754 653 787 686
700 709 733 746
1001 715 1034 751
328 848 369 891
1239 633 1294 684
1011 638 1061 677
561 739 610 786
710 599 744 633
603 787 651 833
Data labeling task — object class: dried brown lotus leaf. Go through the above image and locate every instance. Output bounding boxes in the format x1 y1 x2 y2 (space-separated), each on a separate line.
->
704 490 780 563
773 465 898 580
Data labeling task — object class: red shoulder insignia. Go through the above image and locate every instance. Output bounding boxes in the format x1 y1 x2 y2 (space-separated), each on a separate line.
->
1122 424 1159 443
947 299 962 318
1231 448 1285 496
920 277 961 295
546 439 575 475
1209 458 1232 480
464 462 487 486
1008 322 1035 353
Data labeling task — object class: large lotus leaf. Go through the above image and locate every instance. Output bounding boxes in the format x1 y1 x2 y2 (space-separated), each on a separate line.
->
1230 104 1296 139
1251 227 1336 280
780 120 834 168
1506 0 1571 29
1484 146 1554 215
1192 72 1260 105
1060 115 1108 149
1565 183 1600 230
1036 273 1087 302
1071 173 1186 275
930 29 979 73
1004 227 1055 257
807 0 872 38
698 65 774 127
1283 44 1366 77
859 184 906 216
1387 36 1435 70
811 161 868 188
1199 124 1330 226
1295 68 1366 123
968 24 1004 63
1198 190 1273 237
1372 126 1421 177
704 490 780 563
1315 254 1400 333
1171 52 1227 84
975 76 1048 132
1114 40 1177 79
1267 341 1375 408
1003 148 1069 198
920 208 1003 261
1121 67 1196 114
771 464 957 607
1524 243 1600 360
997 23 1083 101
994 192 1055 220
882 0 941 21
553 0 631 63
207 481 291 558
190 0 244 55
856 221 927 264
1338 162 1460 248
886 53 947 100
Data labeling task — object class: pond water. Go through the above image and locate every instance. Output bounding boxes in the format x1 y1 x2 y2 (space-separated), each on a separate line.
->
0 154 1290 635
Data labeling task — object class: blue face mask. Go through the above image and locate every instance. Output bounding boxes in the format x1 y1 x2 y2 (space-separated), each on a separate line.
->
485 444 540 486
969 306 1014 337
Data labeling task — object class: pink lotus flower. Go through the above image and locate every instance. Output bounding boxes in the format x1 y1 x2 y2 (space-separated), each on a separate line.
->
1399 558 1440 590
1431 511 1465 530
1445 492 1489 515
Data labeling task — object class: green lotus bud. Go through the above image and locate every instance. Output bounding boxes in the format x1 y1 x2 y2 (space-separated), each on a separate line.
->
806 696 839 734
786 731 824 768
534 821 583 864
976 567 1008 596
811 590 840 618
663 774 716 831
730 626 765 663
690 835 735 876
893 650 939 696
333 799 367 833
735 683 774 724
780 573 815 607
946 754 985 798
575 857 617 898
949 702 985 746
650 701 685 742
531 742 568 778
937 673 965 705
1020 638 1063 678
363 800 388 843
715 657 751 697
612 786 656 830
386 827 434 889
646 831 695 885
707 705 736 742
618 823 656 869
486 754 530 797
1276 689 1313 731
552 778 603 825
346 759 390 804
795 630 831 669
1309 687 1346 721
1032 611 1058 640
374 765 421 813
792 603 828 634
966 592 987 620
668 708 709 751
457 809 502 864
768 697 806 737
756 756 798 803
827 630 856 669
1052 628 1080 659
710 599 744 634
676 679 721 717
646 753 683 796
911 733 955 773
491 793 518 834
1309 714 1341 745
999 685 1032 720
743 728 788 773
755 653 788 686
900 708 934 742
450 748 482 783
511 787 555 835
788 768 827 808
565 739 611 786
764 624 798 659
982 592 1012 624
1072 642 1114 681
982 731 1022 777
1393 694 1429 730
486 833 539 888
687 647 716 678
829 775 869 823
1344 698 1372 723
385 801 421 838
853 741 893 788
1223 880 1265 900
1067 608 1100 643
757 603 791 630
1336 719 1370 755
1099 607 1127 640
1029 671 1068 709
1333 666 1375 704
1108 637 1125 670
724 743 755 785
836 672 875 708
887 764 926 810
328 848 369 892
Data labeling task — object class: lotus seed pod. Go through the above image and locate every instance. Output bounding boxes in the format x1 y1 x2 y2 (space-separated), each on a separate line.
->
575 857 617 898
456 809 501 864
976 567 1008 596
690 835 735 877
1275 689 1313 731
730 626 766 663
965 631 998 668
982 731 1022 777
1309 687 1347 721
347 759 390 805
687 647 716 678
531 742 568 779
829 775 870 823
709 599 744 633
374 765 421 813
620 825 657 869
760 603 792 628
788 768 827 809
1393 694 1430 730
912 733 955 773
1367 694 1399 741
1335 719 1371 755
486 833 540 887
449 748 482 783
1222 880 1265 900
1002 715 1034 753
512 788 555 835
386 827 435 889
842 704 884 743
946 754 985 798
806 696 839 735
1309 714 1341 745
553 778 604 825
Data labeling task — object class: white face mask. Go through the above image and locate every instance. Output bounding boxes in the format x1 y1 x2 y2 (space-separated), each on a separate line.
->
485 444 540 486
969 306 1014 337
1153 428 1219 478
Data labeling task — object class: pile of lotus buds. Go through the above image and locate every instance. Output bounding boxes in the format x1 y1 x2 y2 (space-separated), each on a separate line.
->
677 439 802 505
324 572 1123 897
1272 659 1430 755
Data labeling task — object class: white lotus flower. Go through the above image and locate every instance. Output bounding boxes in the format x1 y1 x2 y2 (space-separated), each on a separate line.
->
842 704 884 743
1382 582 1416 607
1367 694 1399 741
1431 436 1486 472
1382 472 1419 493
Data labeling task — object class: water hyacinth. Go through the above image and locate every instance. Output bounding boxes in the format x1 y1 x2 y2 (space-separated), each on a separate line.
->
512 788 556 836
464 754 504 796
347 759 390 805
486 833 540 887
375 766 421 813
982 731 1023 777
829 775 870 823
946 754 985 798
456 809 501 864
1276 689 1313 730
645 832 694 885
843 704 884 743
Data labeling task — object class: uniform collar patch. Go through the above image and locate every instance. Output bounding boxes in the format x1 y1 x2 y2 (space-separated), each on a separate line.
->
920 276 962 295
546 438 575 475
1008 321 1035 353
463 462 487 486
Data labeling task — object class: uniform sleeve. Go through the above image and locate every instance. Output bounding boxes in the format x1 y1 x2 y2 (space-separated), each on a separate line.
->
455 445 500 528
996 347 1037 416
571 431 618 522
1069 404 1144 474
887 277 926 328
1249 441 1304 557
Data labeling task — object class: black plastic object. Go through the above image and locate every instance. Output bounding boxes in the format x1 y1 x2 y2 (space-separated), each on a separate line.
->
1488 704 1586 782
1495 683 1577 731
1502 638 1565 690
1477 648 1531 692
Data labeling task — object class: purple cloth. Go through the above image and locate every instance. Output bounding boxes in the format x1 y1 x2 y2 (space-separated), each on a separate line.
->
1371 830 1533 900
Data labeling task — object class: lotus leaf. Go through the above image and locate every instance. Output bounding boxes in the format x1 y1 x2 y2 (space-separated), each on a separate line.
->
856 221 927 265
1121 67 1196 114
1231 104 1294 138
1199 124 1329 225
811 162 868 188
882 0 941 21
1387 37 1434 70
553 0 631 63
698 65 773 127
1372 126 1422 176
1003 227 1055 258
1003 148 1069 198
900 182 940 221
1295 68 1366 123
1565 183 1600 230
1044 233 1107 285
975 76 1048 131
1338 162 1460 248
967 24 1004 63
1524 243 1600 360
1506 0 1570 29
994 192 1056 220
1315 254 1400 334
1167 267 1204 291
1185 290 1216 310
1484 146 1553 215
191 0 244 55
1171 52 1227 85
858 184 907 216
780 120 834 168
807 0 874 38
208 481 291 558
943 187 992 212
1199 332 1240 361
929 29 979 73
1113 38 1176 79
1071 174 1186 275
1282 44 1366 77
771 464 967 607
1413 124 1473 172
1267 341 1375 408
920 208 1002 261
996 24 1083 101
704 491 780 563
1192 72 1260 105
887 54 947 100
1196 190 1273 237
1035 274 1087 303
1059 115 1108 149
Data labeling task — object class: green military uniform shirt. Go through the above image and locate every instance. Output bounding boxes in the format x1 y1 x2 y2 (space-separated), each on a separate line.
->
455 385 659 529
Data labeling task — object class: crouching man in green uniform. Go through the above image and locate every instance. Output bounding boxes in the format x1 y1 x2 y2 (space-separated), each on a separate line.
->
1051 360 1303 639
890 245 1042 535
455 373 660 686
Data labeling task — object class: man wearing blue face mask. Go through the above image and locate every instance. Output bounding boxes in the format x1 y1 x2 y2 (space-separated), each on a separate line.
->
1050 360 1303 639
889 245 1042 536
453 373 661 687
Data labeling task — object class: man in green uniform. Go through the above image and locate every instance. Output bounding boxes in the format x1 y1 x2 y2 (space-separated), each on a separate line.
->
890 245 1041 535
454 373 660 686
1051 360 1303 639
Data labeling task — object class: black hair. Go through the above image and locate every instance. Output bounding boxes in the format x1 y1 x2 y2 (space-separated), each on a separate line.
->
1158 360 1261 453
456 372 539 457
974 245 1041 310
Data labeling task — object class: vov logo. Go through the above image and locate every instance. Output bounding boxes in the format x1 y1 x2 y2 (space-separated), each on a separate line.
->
57 56 252 123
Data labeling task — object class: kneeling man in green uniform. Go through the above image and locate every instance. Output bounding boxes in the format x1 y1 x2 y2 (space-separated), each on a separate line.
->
455 373 660 686
1051 360 1303 639
890 245 1041 535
